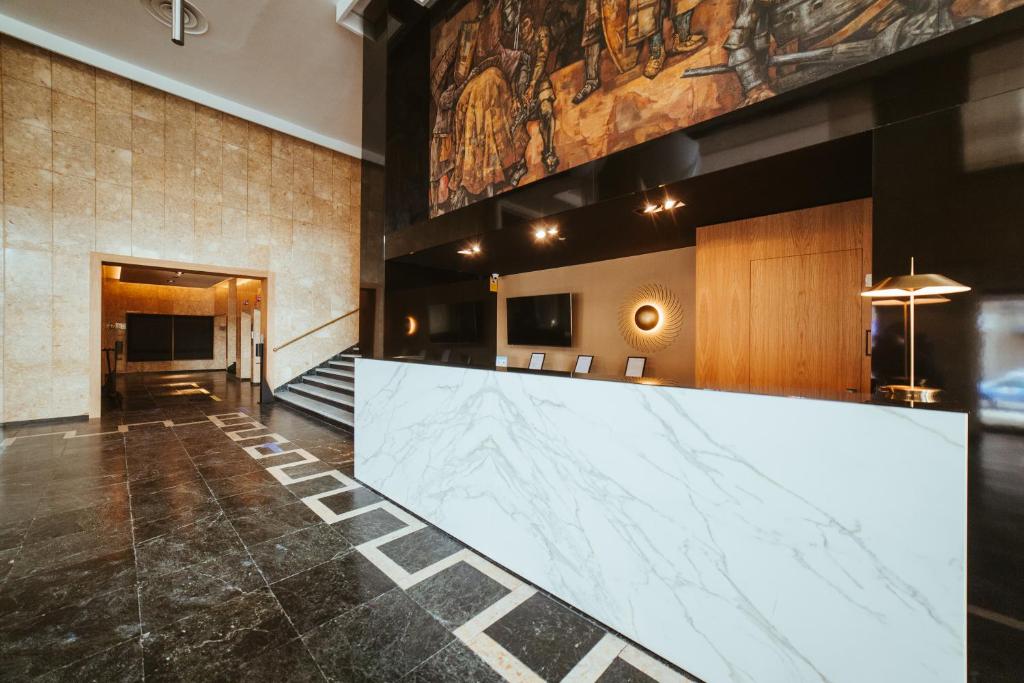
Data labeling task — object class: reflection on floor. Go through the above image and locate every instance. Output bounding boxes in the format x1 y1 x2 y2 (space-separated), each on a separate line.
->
0 372 693 682
969 430 1024 682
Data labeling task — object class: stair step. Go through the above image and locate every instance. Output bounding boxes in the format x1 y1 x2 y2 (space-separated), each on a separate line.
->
316 367 355 384
290 382 355 410
303 374 355 393
328 360 354 371
339 354 361 361
276 389 353 428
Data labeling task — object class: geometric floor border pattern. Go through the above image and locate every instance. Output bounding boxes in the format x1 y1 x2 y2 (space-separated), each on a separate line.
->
207 410 689 683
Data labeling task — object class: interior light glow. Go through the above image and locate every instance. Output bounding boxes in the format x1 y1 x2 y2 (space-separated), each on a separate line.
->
458 243 482 256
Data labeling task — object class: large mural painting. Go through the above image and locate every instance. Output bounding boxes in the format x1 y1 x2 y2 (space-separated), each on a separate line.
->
428 0 1021 217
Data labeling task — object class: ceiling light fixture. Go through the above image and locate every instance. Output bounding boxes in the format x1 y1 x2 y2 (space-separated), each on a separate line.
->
141 0 209 44
457 244 482 256
533 226 560 241
635 198 685 215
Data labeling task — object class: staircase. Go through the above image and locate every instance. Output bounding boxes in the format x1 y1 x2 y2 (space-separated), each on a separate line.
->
275 346 359 429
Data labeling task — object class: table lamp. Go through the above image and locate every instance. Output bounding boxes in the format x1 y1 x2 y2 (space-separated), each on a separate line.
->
862 257 971 402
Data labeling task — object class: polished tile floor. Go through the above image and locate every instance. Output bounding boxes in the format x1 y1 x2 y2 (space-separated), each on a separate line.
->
0 372 692 682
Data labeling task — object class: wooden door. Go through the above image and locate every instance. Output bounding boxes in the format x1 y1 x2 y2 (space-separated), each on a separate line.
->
750 249 864 399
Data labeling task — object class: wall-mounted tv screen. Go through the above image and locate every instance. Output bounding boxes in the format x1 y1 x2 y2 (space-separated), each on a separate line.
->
428 301 482 343
507 293 572 347
126 313 214 361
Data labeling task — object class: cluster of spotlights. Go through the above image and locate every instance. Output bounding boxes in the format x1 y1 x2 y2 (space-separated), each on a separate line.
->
636 197 684 215
166 270 184 284
457 244 482 256
533 226 561 241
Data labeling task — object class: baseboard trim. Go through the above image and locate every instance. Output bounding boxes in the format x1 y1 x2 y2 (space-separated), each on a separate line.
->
1 414 90 428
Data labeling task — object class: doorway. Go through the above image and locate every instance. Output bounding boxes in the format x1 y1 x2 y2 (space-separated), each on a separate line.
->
91 255 270 417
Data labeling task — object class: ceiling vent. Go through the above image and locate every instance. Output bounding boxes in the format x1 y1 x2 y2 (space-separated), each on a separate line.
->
141 0 209 36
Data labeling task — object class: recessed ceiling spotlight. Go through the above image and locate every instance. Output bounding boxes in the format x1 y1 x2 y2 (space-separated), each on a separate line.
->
167 279 175 284
457 243 482 256
141 0 209 39
175 271 183 276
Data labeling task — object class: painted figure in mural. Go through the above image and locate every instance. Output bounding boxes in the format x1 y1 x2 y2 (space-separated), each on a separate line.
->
684 0 978 104
574 0 706 104
429 0 529 212
509 9 561 174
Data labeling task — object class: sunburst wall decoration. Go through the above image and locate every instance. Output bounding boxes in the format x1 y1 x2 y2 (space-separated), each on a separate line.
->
618 283 684 352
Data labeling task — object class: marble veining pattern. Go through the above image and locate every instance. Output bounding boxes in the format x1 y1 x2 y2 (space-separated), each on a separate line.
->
355 360 968 683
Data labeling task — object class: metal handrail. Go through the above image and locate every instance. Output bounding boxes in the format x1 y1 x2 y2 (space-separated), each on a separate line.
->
272 308 359 352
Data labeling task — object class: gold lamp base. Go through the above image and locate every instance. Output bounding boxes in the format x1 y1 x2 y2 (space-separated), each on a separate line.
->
879 384 944 403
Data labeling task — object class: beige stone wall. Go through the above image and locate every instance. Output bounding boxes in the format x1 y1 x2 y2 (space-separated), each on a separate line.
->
496 248 697 382
101 276 228 373
0 36 361 422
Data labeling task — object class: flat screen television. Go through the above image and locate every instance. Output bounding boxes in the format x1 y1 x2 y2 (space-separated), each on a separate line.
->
428 301 482 343
506 293 572 347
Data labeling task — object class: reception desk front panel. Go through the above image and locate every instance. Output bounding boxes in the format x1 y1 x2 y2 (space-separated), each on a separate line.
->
355 360 967 683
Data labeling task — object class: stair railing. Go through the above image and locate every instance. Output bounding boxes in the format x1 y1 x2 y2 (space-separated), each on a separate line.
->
272 308 359 353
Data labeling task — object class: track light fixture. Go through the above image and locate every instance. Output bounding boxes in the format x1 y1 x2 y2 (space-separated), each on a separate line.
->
635 197 684 215
457 243 482 256
532 225 561 242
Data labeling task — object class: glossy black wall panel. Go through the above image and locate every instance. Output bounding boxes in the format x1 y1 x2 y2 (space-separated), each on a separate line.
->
872 88 1024 410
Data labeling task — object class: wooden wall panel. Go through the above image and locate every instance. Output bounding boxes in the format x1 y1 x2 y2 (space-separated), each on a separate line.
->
696 199 872 395
750 250 864 399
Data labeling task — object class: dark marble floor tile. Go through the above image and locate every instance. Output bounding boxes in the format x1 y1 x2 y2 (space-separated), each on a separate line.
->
218 485 299 519
406 561 510 630
332 507 409 545
203 469 277 500
23 499 131 546
0 547 136 620
304 587 452 682
141 588 297 682
598 655 659 683
271 550 395 632
35 636 144 683
233 636 325 683
285 474 354 499
140 550 264 631
248 524 352 583
229 500 322 547
0 515 32 552
135 513 244 579
406 640 505 683
9 528 134 581
131 503 221 542
0 587 141 679
127 467 206 497
485 593 605 682
378 527 464 574
278 460 337 479
38 481 130 516
0 546 19 583
597 657 660 682
317 487 383 516
126 457 196 484
129 481 214 523
193 457 266 482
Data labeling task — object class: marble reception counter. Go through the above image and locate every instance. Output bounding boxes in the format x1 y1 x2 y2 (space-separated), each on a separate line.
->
355 359 967 683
